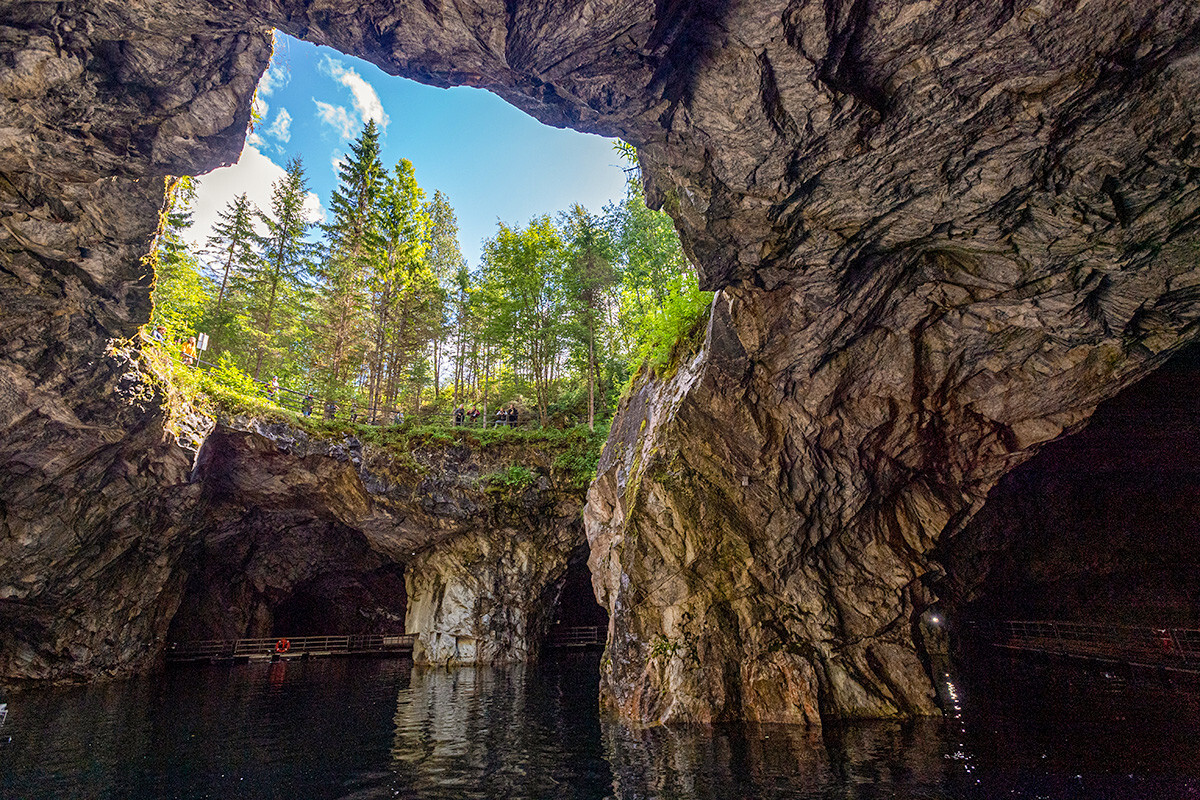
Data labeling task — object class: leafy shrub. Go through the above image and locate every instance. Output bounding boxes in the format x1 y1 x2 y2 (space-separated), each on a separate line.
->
487 464 536 492
634 273 713 379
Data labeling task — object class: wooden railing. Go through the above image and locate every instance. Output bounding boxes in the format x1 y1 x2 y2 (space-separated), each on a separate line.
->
546 625 605 649
167 633 414 663
984 620 1200 669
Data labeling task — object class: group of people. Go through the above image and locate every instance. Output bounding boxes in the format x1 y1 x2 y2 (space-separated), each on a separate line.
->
452 404 519 427
149 325 198 367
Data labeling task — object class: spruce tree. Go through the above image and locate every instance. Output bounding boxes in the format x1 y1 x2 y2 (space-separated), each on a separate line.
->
243 157 313 381
203 192 257 357
314 120 384 396
372 158 432 413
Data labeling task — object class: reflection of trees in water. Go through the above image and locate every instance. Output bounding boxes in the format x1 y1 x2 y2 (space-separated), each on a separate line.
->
388 661 963 799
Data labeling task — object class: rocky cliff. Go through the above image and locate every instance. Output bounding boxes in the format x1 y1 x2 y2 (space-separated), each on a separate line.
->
3 0 1200 724
180 420 594 667
0 372 595 680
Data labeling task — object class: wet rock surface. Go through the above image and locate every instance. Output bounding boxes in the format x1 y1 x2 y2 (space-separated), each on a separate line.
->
3 0 1200 724
1 403 591 680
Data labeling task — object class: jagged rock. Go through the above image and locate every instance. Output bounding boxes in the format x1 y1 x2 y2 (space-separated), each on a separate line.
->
3 0 1200 725
182 421 591 666
0 344 203 681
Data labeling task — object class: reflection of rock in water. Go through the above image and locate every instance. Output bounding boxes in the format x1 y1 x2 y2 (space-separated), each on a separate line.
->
390 664 609 799
603 719 959 799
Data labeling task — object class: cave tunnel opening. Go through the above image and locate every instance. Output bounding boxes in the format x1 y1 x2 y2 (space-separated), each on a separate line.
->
188 30 625 314
165 510 409 645
933 342 1200 672
542 545 609 654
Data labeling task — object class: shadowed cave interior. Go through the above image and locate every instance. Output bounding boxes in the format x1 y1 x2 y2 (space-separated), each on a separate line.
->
935 342 1200 642
165 511 409 643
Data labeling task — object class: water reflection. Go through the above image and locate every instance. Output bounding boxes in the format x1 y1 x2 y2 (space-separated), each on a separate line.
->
387 656 612 800
2 652 1200 798
606 719 960 800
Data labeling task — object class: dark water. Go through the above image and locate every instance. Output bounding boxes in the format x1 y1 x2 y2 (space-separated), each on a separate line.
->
2 653 1200 799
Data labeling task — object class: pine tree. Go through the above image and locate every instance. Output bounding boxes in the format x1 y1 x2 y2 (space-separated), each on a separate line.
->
243 157 313 381
314 120 385 395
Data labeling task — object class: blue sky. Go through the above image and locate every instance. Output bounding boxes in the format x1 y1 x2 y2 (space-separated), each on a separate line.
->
192 33 629 269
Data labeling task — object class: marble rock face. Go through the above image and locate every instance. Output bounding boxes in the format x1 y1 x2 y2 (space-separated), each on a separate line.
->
3 0 1200 724
178 420 589 667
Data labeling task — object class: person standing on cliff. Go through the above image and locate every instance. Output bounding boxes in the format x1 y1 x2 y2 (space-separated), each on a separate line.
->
469 406 479 426
180 336 197 366
454 406 465 426
324 399 337 421
302 393 314 417
507 405 518 427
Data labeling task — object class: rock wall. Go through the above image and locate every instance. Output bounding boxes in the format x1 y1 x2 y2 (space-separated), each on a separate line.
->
3 0 1200 724
171 420 593 666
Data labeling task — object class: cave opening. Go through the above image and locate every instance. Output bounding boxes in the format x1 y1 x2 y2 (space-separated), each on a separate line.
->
164 512 410 645
190 30 625 291
542 546 608 654
934 342 1200 666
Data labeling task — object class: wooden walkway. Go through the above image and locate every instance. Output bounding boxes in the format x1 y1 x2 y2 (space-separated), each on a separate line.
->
546 625 605 650
985 620 1200 674
166 634 414 664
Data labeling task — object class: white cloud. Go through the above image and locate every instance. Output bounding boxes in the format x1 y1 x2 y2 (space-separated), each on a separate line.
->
191 145 285 251
257 63 289 97
331 154 345 178
267 108 292 143
192 145 327 257
246 130 266 148
314 99 357 139
252 93 269 121
304 191 327 226
319 55 389 131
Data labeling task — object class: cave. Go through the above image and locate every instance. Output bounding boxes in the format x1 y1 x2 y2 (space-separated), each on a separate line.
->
165 512 409 643
937 342 1200 633
2 0 1199 728
541 545 609 653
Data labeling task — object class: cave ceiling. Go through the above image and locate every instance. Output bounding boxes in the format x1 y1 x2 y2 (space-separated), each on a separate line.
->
2 0 1200 721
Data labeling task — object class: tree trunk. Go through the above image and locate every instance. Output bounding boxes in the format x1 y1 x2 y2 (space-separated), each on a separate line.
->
588 315 596 430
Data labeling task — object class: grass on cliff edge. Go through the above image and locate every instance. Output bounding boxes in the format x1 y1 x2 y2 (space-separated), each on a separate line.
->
139 338 608 488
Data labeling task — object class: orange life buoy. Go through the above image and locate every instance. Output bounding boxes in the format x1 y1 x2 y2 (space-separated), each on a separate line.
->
275 638 291 654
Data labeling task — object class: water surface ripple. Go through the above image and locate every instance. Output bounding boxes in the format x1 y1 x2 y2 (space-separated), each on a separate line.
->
2 653 1199 799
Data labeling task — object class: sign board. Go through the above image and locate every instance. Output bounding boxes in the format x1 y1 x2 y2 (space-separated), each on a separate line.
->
196 332 209 352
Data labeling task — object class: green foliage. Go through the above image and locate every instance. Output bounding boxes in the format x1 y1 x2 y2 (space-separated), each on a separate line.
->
550 422 609 487
634 272 712 378
206 352 262 397
649 635 678 660
486 464 536 492
150 134 707 446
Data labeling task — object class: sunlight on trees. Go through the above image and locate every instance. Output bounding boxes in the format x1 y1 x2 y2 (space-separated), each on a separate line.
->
148 135 712 428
